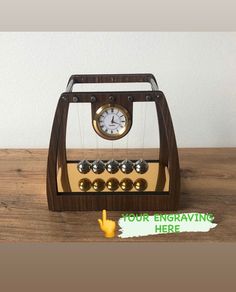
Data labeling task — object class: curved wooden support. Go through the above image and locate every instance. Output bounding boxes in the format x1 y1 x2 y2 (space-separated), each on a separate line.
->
57 100 71 193
155 92 180 209
46 96 70 210
149 77 168 192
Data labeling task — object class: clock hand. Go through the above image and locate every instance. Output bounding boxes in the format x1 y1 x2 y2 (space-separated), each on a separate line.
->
111 116 120 125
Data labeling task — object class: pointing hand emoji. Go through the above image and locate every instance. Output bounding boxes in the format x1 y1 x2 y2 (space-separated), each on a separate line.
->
98 210 116 238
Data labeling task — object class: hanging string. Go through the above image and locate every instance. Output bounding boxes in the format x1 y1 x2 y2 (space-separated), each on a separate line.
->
95 129 100 161
141 102 148 160
155 92 160 161
126 129 129 160
76 104 84 160
111 140 114 160
149 79 159 162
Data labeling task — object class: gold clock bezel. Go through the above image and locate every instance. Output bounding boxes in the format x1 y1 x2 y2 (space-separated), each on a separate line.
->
92 104 132 140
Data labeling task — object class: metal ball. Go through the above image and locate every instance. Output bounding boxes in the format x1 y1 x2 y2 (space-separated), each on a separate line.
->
134 178 148 192
120 178 133 191
119 159 134 174
92 179 105 192
78 178 91 192
91 160 106 174
106 178 119 191
106 159 119 174
77 160 91 174
134 159 149 174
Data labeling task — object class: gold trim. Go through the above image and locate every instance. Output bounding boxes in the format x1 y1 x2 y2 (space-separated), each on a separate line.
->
92 104 132 140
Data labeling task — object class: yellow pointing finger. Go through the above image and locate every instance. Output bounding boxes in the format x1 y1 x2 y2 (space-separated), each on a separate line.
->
98 210 116 238
102 209 107 222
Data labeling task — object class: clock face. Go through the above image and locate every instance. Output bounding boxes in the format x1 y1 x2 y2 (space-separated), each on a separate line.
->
93 104 131 140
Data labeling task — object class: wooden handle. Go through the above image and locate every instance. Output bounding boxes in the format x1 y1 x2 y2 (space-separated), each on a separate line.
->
66 73 159 92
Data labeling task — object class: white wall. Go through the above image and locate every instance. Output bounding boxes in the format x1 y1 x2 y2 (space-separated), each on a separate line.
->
0 32 236 148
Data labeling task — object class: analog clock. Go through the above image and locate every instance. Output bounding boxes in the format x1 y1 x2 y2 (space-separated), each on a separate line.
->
93 104 131 140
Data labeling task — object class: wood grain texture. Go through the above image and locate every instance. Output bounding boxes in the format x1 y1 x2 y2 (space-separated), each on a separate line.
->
0 148 235 242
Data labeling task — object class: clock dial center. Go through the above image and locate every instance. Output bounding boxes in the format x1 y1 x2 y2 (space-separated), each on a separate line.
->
101 110 124 132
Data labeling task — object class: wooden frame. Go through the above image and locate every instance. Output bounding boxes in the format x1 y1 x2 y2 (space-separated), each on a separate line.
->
46 74 180 211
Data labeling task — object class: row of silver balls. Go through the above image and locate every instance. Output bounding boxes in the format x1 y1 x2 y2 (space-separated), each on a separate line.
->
77 159 149 174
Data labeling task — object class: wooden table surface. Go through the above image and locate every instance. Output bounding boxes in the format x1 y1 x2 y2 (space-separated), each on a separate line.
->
0 148 235 242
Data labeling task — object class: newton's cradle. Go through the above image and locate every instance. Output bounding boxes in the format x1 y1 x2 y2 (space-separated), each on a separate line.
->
46 74 180 211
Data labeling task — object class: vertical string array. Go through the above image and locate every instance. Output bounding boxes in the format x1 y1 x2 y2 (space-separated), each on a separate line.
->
75 100 150 176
